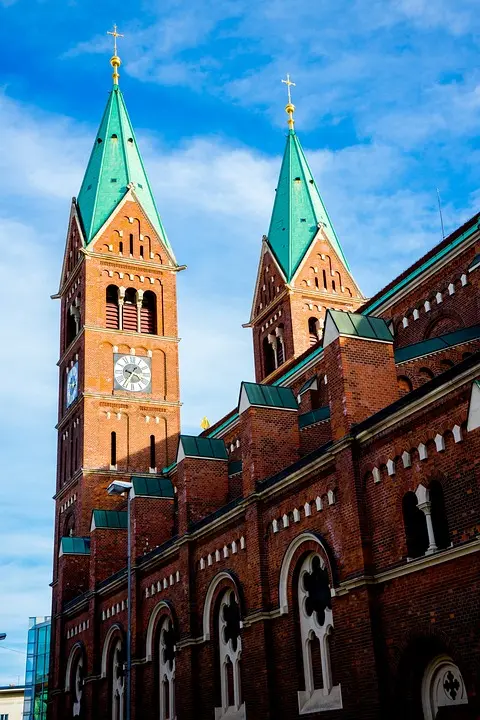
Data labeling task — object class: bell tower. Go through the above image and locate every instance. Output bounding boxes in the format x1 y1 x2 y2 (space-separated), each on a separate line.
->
246 77 364 382
51 38 182 580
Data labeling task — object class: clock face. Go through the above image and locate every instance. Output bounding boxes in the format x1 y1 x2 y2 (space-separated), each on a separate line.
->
114 354 152 393
66 362 79 407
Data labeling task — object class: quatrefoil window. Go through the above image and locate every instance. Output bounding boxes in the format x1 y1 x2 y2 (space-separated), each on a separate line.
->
443 670 461 700
303 556 331 626
222 592 241 652
162 620 176 672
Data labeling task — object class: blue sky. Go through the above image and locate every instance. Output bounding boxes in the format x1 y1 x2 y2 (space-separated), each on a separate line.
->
1 0 480 686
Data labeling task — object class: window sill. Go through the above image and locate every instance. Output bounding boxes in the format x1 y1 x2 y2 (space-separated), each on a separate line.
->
298 685 342 714
214 703 246 720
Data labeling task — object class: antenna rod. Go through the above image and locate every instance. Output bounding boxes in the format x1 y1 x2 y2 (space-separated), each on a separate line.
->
436 188 445 240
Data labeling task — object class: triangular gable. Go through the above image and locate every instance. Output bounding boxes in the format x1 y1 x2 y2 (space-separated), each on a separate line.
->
57 202 85 295
248 239 287 324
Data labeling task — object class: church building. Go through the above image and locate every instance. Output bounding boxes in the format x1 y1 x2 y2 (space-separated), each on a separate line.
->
48 38 480 720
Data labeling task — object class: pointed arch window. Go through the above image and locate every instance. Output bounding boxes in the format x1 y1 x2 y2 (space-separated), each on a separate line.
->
402 492 429 558
215 589 245 719
263 336 276 377
141 291 157 334
308 317 320 346
106 285 120 330
159 617 176 720
429 481 450 550
111 639 125 720
297 553 342 712
72 651 84 717
122 288 138 332
275 324 285 367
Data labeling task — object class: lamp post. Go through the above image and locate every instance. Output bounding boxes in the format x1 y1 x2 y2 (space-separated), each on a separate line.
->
107 480 133 720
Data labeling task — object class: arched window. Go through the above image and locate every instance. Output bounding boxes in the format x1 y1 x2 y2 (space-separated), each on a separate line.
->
308 317 320 346
129 233 134 256
123 288 137 332
421 655 468 720
215 589 244 719
322 269 327 289
419 367 435 384
402 492 429 558
111 432 117 469
159 617 176 720
66 307 78 347
150 435 156 471
106 286 120 330
297 553 342 713
263 336 275 377
141 291 157 334
397 376 413 396
440 359 454 370
429 481 450 550
276 324 285 367
72 651 84 717
64 513 75 538
111 639 125 720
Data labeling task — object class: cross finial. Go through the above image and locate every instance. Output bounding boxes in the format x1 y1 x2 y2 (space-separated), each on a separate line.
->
282 74 296 104
107 24 124 56
107 24 124 85
281 74 296 132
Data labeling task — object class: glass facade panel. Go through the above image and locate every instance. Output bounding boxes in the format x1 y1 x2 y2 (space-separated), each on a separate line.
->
22 616 51 720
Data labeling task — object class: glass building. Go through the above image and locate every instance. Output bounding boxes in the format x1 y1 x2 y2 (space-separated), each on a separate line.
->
22 617 51 720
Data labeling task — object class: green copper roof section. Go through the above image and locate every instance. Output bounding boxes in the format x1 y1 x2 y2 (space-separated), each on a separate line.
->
77 86 174 258
267 130 349 281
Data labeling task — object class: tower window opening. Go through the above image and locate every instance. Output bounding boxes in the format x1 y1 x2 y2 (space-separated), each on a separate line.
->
110 431 117 468
150 435 156 470
263 336 276 377
128 137 134 143
119 241 123 254
111 134 118 140
402 492 428 558
140 245 144 259
332 280 336 292
66 309 77 347
97 138 102 144
106 285 120 330
129 233 134 256
140 291 157 334
123 288 138 332
322 270 327 289
308 317 320 346
315 277 319 289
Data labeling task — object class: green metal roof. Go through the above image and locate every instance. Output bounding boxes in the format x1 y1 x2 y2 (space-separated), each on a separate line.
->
178 435 228 460
299 406 330 429
131 475 174 498
91 509 127 530
77 86 174 258
469 254 480 272
267 130 349 282
395 324 480 363
60 537 91 555
327 310 393 341
241 381 298 409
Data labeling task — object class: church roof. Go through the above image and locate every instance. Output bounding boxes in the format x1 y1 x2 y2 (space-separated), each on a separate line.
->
267 129 349 282
77 86 173 256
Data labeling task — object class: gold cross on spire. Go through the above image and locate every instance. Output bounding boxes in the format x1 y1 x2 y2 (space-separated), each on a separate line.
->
282 74 296 104
107 24 124 56
107 24 124 85
282 74 296 131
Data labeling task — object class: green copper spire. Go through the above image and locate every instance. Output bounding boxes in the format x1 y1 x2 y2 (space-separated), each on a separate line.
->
267 120 349 282
77 85 173 258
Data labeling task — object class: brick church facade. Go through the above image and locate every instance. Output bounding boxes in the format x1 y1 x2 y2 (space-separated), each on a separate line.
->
48 50 480 720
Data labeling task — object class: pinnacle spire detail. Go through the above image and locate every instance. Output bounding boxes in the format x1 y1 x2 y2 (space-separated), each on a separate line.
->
281 74 296 132
107 24 124 85
266 128 349 281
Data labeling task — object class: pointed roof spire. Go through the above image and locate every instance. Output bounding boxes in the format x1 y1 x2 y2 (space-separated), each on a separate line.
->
266 78 349 281
76 29 175 260
107 24 124 86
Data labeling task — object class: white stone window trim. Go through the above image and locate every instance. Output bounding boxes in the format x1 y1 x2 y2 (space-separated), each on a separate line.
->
159 616 176 720
214 589 245 720
421 654 468 720
297 553 342 714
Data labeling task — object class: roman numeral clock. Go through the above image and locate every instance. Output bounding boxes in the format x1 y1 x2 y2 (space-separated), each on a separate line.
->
113 354 152 393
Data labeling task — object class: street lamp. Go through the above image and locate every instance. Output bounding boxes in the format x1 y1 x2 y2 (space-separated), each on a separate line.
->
0 634 6 641
107 480 133 720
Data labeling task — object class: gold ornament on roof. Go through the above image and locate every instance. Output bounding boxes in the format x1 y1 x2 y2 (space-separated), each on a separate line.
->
200 416 211 430
107 24 124 85
282 74 296 130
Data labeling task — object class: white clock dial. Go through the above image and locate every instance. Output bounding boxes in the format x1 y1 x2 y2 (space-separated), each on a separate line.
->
114 354 151 393
66 362 79 407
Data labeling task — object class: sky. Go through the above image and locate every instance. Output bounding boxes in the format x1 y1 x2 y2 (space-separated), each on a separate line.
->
1 0 480 686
